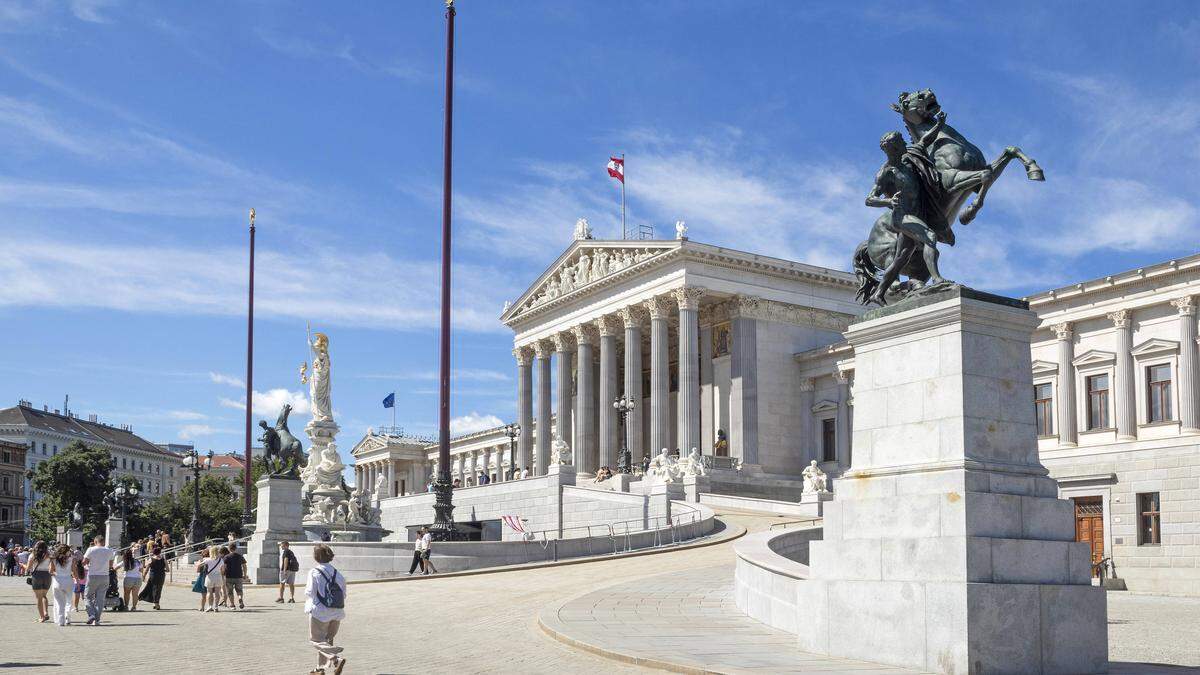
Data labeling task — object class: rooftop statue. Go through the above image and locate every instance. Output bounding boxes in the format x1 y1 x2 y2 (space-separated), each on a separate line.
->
853 89 1044 305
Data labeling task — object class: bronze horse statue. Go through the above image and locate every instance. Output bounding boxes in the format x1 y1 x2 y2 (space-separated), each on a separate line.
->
258 403 305 479
853 89 1044 304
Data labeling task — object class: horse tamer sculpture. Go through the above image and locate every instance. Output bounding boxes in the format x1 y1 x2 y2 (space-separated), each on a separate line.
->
259 403 306 479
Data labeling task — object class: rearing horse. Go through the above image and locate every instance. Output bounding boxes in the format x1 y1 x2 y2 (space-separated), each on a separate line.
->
853 89 1044 304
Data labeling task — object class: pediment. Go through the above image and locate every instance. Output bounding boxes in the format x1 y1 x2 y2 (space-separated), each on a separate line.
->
351 434 387 457
811 399 838 414
1131 338 1179 358
501 239 678 323
1071 350 1116 368
1031 360 1058 375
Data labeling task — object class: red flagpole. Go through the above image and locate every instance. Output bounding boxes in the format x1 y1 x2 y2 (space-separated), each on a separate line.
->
243 208 255 525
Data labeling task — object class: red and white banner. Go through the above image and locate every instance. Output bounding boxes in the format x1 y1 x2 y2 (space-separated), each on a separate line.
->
501 515 525 532
606 156 624 183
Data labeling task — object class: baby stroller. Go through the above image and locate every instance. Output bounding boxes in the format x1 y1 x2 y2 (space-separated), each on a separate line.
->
104 568 126 612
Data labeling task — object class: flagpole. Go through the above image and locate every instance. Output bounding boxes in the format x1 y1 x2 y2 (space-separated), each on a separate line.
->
242 208 255 528
620 152 626 239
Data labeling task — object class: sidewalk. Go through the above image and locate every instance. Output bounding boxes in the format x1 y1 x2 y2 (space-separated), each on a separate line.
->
539 565 917 674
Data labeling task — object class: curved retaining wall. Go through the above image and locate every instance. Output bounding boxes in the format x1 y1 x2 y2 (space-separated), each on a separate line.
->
732 525 822 635
294 500 715 581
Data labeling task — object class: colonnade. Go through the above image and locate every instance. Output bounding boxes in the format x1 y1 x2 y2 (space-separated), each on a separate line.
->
514 286 707 476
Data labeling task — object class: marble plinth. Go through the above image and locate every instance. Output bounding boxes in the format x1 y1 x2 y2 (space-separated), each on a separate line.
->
302 522 386 543
104 518 123 548
247 477 305 584
797 289 1107 674
58 527 83 548
682 474 709 503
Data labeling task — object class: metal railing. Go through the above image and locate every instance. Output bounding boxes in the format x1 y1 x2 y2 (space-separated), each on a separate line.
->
519 505 706 562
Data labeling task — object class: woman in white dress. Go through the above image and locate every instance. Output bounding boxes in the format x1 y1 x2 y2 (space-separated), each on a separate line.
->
195 546 224 612
48 545 74 626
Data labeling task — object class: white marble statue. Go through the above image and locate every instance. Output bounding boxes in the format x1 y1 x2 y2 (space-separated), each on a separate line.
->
373 471 388 500
802 460 829 494
594 248 610 277
677 448 707 477
311 442 346 488
305 495 338 524
674 220 688 240
646 448 679 484
559 268 574 293
303 332 334 423
552 437 572 466
573 217 593 240
576 252 592 285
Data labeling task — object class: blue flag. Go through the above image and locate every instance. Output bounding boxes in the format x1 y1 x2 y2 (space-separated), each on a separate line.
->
382 392 395 409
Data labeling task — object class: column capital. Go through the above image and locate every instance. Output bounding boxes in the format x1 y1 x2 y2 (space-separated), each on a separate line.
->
571 323 598 346
512 346 533 365
834 368 851 385
671 286 705 311
1171 295 1196 316
1051 322 1073 341
617 305 646 328
643 295 672 320
550 332 575 353
799 377 815 392
594 315 620 337
1107 310 1131 329
533 340 553 359
731 294 762 318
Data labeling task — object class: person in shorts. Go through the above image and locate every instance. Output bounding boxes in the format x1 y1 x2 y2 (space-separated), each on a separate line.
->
277 540 299 604
222 542 247 610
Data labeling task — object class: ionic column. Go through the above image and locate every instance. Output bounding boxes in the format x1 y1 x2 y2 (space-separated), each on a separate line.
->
534 341 553 476
835 369 852 468
1172 296 1199 433
1053 322 1078 447
355 465 362 489
674 287 704 455
552 332 575 461
514 346 533 474
596 316 619 470
386 461 394 497
1108 310 1137 440
699 322 714 454
645 295 671 455
618 306 645 465
572 324 598 473
799 377 816 464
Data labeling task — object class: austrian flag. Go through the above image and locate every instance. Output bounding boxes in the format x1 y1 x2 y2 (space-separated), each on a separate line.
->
606 156 624 183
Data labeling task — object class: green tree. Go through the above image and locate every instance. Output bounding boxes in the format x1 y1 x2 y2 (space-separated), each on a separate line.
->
127 475 245 545
28 440 113 542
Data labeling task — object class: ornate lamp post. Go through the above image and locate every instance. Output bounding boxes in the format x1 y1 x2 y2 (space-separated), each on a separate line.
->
111 484 139 548
613 396 636 473
182 449 214 547
503 423 521 479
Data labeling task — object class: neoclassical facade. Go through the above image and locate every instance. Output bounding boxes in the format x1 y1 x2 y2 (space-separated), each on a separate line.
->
500 236 861 480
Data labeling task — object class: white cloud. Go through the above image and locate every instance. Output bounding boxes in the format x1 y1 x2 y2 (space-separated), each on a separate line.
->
177 424 216 440
208 372 244 388
449 412 504 436
69 0 116 24
166 410 208 421
0 239 515 333
219 388 310 420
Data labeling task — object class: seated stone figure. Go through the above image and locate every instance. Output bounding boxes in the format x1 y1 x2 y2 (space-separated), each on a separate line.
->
645 448 679 484
677 448 707 478
802 460 829 494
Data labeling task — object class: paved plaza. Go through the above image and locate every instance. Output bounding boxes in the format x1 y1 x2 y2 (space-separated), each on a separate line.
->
2 511 1199 674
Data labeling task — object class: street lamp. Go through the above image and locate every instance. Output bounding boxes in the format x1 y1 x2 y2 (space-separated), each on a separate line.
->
503 423 521 480
613 396 636 473
112 484 139 548
182 449 214 548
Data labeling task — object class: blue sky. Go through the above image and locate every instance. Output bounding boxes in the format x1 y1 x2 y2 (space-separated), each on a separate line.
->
1 1 1197 461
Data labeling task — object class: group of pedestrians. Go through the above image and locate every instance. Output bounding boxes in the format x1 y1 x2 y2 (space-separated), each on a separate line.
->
407 527 438 575
191 541 248 612
0 544 28 575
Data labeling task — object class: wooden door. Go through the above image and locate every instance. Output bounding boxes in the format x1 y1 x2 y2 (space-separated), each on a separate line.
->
1073 496 1104 576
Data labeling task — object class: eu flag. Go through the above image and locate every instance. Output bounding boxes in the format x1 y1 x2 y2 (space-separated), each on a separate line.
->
382 392 395 409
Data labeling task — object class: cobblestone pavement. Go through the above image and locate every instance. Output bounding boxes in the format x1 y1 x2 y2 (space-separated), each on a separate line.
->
2 509 1198 675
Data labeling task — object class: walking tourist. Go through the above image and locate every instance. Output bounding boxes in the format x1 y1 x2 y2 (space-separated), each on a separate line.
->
82 535 114 626
70 551 85 612
305 544 347 675
137 545 166 610
407 528 426 575
26 541 51 622
119 548 142 611
420 528 437 575
277 541 299 603
196 546 223 612
521 466 531 479
223 541 247 610
16 546 29 574
49 545 73 626
0 547 9 576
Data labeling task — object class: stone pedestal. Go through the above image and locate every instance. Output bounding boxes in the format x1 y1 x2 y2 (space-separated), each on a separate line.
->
797 289 1107 674
799 490 832 516
247 477 305 584
58 527 83 548
104 518 123 548
329 530 362 542
648 481 684 524
682 474 709 502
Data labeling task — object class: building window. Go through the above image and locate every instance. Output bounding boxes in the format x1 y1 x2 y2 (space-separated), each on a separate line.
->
1147 364 1173 423
1 507 7 523
1086 374 1110 430
2 476 8 494
821 418 837 463
1137 492 1161 545
2 451 9 463
1034 383 1054 436
52 445 57 455
169 467 174 477
121 457 127 469
41 443 46 454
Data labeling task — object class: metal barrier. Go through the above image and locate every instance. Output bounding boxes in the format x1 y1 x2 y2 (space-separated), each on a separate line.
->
520 505 706 564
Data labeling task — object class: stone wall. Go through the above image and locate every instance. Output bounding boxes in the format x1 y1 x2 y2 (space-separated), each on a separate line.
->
379 472 568 542
1044 437 1200 595
561 485 648 534
732 526 821 635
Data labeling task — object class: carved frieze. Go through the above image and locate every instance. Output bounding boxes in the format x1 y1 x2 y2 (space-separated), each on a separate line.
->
511 244 669 318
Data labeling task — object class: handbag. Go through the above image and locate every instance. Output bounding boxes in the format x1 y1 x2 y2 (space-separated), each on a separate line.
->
191 569 206 593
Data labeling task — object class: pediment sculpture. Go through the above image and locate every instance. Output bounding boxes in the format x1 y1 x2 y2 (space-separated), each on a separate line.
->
514 245 668 317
